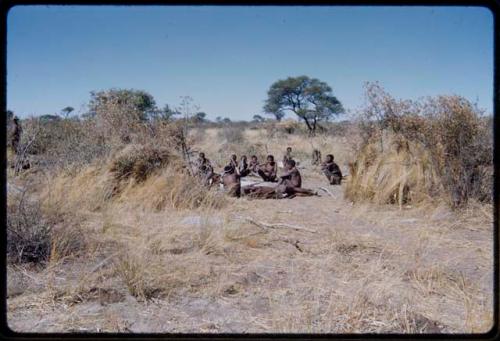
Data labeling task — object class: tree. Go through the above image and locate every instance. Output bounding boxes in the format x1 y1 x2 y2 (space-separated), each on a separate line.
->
88 88 158 143
6 110 14 122
215 116 223 123
193 112 207 123
88 89 157 122
264 75 344 135
158 104 180 121
252 114 265 123
222 117 232 124
40 114 61 122
60 106 74 118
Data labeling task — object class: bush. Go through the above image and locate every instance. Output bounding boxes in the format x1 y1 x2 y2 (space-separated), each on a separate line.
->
8 186 89 265
109 144 175 183
324 120 352 137
423 96 492 206
89 89 156 145
15 116 111 173
275 119 302 135
114 252 165 301
7 191 51 264
49 221 88 263
217 125 245 144
351 83 493 207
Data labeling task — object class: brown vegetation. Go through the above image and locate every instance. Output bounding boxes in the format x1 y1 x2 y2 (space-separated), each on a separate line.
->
346 82 492 208
6 85 493 333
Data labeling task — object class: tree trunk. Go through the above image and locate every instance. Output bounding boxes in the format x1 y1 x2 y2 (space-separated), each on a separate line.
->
311 118 317 136
303 118 314 135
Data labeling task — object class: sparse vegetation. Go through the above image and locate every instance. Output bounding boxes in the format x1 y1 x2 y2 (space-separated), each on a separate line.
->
7 84 493 333
217 125 245 144
347 82 493 208
7 190 51 264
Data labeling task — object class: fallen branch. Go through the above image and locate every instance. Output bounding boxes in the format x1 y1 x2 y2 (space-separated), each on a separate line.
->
239 216 317 233
318 187 336 198
13 264 42 285
90 253 118 274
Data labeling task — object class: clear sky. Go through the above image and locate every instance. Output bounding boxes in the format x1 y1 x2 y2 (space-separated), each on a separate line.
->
7 5 493 121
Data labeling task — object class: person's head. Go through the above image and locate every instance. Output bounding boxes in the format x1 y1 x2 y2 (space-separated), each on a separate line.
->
286 159 296 169
241 155 247 161
251 155 257 162
286 147 292 153
267 155 274 162
231 154 237 161
326 154 334 162
199 152 205 159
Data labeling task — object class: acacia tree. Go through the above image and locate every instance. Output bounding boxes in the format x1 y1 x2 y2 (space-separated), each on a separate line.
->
60 106 74 118
252 114 265 123
264 75 344 134
193 112 207 123
158 104 180 121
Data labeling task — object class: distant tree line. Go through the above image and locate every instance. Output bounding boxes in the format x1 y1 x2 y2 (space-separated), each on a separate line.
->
8 74 345 134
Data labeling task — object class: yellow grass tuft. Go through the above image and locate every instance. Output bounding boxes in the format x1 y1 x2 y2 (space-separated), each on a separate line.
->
345 133 443 207
41 143 226 214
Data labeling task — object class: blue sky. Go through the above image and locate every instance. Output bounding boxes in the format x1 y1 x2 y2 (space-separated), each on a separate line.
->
7 6 493 120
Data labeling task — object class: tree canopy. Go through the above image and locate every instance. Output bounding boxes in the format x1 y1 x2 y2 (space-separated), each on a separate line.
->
252 114 265 123
6 110 14 121
263 75 344 134
193 112 207 123
88 89 157 122
61 106 74 118
158 104 181 121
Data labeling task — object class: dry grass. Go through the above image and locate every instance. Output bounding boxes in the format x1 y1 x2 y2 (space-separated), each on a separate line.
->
7 190 51 264
354 83 492 208
7 124 493 334
192 127 356 170
109 143 174 183
345 133 443 207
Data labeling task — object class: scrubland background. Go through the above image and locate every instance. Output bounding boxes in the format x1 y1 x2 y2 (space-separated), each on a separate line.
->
6 83 494 333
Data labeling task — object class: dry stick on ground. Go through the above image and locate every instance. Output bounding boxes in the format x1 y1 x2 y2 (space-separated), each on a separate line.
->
238 216 317 234
12 264 43 285
318 187 336 198
90 253 119 274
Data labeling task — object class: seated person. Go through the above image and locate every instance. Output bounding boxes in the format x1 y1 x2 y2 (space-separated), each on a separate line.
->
283 146 293 165
248 155 260 175
321 154 342 185
277 159 316 198
194 152 214 185
195 152 212 173
258 155 278 182
229 154 238 170
221 165 241 197
239 155 250 177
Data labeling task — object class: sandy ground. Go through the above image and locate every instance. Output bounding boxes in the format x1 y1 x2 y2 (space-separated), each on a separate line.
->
6 165 494 334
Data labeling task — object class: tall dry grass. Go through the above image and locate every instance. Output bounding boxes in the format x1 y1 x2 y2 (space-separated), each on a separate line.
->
192 126 356 171
347 82 492 208
41 142 227 215
345 133 443 207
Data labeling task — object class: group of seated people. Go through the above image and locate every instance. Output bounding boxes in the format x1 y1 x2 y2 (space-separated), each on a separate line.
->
192 147 343 198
